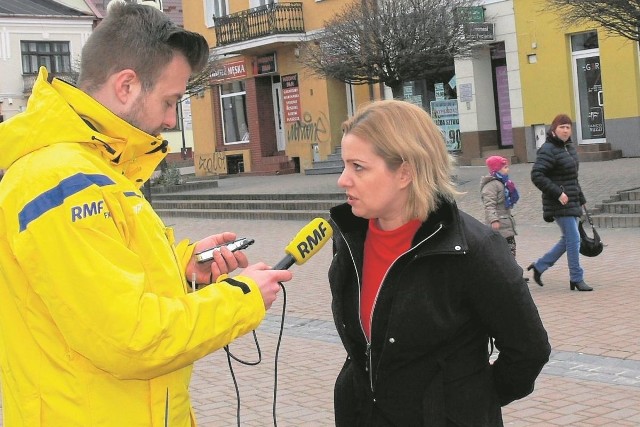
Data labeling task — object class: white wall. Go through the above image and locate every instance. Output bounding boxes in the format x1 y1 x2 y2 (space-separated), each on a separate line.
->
0 18 93 120
455 0 522 133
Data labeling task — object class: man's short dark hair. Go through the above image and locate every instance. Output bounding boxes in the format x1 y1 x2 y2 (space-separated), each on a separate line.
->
78 2 209 93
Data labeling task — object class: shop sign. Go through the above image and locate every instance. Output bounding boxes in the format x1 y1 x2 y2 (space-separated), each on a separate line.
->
464 22 495 41
282 73 301 123
255 53 277 75
210 59 247 82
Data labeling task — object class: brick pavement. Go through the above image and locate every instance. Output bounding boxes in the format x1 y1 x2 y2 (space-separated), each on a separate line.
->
1 158 638 426
167 218 640 426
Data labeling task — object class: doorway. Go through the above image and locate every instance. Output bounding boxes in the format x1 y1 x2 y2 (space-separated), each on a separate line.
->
571 32 606 144
272 78 286 151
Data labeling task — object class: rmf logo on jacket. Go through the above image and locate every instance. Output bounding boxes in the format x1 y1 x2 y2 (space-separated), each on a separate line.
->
71 200 110 222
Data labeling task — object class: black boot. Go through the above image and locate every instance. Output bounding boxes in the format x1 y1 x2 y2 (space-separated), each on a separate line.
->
527 264 544 287
570 281 593 291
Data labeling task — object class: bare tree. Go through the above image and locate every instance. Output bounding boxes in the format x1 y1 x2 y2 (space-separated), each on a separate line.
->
299 0 483 98
545 0 640 42
185 55 220 97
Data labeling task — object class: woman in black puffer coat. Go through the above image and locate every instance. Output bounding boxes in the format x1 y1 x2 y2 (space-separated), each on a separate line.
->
329 100 550 426
528 114 592 291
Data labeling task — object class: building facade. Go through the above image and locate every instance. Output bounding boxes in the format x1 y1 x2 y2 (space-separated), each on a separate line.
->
0 0 193 164
183 0 367 175
184 0 638 176
514 0 639 159
184 0 524 175
0 0 97 122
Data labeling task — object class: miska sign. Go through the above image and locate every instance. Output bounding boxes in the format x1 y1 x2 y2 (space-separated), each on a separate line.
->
211 60 247 82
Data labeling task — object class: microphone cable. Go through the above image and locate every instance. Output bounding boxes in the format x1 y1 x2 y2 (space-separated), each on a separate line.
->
222 281 288 427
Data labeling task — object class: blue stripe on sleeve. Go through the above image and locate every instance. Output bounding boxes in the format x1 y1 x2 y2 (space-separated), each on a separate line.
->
19 173 115 231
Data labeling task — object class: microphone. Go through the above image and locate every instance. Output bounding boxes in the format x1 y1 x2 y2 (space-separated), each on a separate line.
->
273 218 333 270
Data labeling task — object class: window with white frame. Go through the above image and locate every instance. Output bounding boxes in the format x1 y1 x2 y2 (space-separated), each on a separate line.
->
204 0 228 27
250 0 276 8
220 81 249 144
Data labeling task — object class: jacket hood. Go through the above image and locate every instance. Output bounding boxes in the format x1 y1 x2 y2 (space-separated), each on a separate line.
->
479 175 497 189
0 68 168 186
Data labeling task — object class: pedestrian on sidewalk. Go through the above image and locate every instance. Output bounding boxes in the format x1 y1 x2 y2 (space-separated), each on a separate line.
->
480 155 520 257
0 4 290 426
329 99 550 426
528 113 593 291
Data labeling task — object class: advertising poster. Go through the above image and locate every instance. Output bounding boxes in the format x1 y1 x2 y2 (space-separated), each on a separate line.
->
430 99 461 151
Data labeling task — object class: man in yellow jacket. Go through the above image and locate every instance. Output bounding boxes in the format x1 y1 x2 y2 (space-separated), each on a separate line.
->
0 3 292 426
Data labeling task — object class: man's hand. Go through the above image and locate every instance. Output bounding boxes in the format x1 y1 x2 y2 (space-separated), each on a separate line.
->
240 263 292 309
186 232 249 285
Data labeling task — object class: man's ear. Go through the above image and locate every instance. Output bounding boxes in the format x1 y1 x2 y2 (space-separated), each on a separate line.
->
112 69 141 105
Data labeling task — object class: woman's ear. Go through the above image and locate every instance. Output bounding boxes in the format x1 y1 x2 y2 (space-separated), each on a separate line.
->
398 161 413 188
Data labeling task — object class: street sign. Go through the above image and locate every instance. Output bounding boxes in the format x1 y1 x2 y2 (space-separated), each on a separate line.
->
456 6 485 23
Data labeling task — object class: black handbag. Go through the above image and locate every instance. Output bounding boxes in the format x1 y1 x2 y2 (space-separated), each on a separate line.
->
579 210 604 257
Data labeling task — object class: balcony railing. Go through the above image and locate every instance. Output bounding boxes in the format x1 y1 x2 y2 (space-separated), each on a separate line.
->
214 2 304 47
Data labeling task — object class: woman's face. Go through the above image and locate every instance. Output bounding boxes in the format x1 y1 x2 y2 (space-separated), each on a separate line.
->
553 123 572 142
337 133 411 230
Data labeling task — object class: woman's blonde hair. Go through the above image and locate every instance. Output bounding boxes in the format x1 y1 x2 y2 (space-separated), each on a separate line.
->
342 99 460 221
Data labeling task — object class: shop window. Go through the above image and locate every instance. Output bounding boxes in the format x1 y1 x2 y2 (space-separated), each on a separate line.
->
220 81 249 145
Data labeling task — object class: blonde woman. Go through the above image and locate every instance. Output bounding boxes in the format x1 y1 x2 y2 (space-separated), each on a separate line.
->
328 100 550 426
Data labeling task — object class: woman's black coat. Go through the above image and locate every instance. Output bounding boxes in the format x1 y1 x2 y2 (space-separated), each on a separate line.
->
531 133 586 222
328 200 550 427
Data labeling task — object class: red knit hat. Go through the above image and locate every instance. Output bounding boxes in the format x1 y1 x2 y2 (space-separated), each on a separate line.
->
485 156 508 173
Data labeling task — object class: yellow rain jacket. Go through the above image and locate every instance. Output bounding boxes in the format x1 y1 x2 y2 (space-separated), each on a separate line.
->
0 69 266 426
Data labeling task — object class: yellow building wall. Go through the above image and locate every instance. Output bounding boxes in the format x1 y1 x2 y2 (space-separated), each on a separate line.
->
514 0 640 126
598 36 640 119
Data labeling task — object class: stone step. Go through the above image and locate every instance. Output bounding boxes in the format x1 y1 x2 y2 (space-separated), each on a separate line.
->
305 165 344 175
576 143 623 162
155 208 329 222
589 213 640 228
617 188 640 201
577 142 614 152
152 199 339 211
578 150 623 162
590 187 640 228
151 193 345 201
151 179 219 194
305 146 344 175
312 159 344 168
596 200 640 214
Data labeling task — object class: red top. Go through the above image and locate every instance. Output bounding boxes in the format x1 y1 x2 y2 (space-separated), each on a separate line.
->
360 218 421 340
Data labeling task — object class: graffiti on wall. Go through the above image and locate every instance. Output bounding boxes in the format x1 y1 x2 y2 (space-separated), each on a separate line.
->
287 111 330 144
196 152 227 175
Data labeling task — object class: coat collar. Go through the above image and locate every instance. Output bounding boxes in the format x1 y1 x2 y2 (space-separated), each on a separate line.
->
330 197 469 255
0 67 168 187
